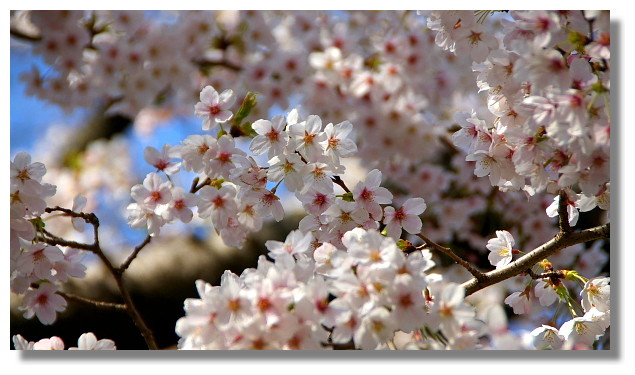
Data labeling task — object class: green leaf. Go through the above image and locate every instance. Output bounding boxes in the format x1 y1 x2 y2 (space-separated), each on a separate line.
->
397 239 416 253
231 92 258 133
29 218 46 230
340 192 354 202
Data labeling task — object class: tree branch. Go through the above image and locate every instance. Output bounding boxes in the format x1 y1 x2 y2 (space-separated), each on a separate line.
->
10 26 41 42
190 177 212 193
117 234 152 274
332 175 351 193
557 190 572 233
462 222 609 296
41 206 159 350
417 233 486 282
57 290 127 311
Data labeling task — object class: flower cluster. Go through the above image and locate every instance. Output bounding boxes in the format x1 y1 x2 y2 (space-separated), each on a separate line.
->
177 227 490 350
528 276 610 350
15 10 608 261
128 85 430 250
428 11 610 226
10 152 88 325
11 10 611 351
13 332 116 350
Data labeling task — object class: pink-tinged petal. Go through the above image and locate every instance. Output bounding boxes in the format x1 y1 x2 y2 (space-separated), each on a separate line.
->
143 173 162 191
72 194 87 211
365 169 383 188
201 118 215 131
194 102 210 117
177 208 193 223
271 115 287 131
383 206 396 223
249 135 270 155
546 197 559 217
403 197 426 215
471 43 489 63
305 115 323 134
401 215 422 235
214 110 233 123
28 162 47 181
199 86 219 104
72 217 85 232
373 187 393 204
272 201 285 222
252 119 272 135
131 185 150 202
568 206 579 226
386 220 402 239
364 202 383 221
13 152 32 169
499 230 515 247
337 139 358 156
37 308 56 325
334 121 353 137
441 283 465 306
218 89 236 108
143 146 161 166
486 238 503 252
78 333 97 349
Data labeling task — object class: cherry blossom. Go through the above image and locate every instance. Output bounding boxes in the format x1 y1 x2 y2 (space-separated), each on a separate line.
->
19 282 67 325
486 230 516 269
530 325 564 350
194 85 236 130
580 277 610 313
9 10 612 351
352 169 393 221
250 115 288 158
68 333 117 350
383 197 426 239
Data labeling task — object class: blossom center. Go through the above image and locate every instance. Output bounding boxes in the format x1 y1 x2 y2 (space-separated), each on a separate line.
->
150 191 162 202
228 298 241 312
360 188 374 201
265 129 279 142
209 105 221 115
399 294 413 308
17 169 30 181
217 152 231 164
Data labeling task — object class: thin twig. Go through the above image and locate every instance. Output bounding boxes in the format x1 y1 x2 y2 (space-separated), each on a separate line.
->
193 58 242 72
117 235 152 274
37 230 97 252
331 175 351 193
417 233 486 281
557 190 572 233
57 291 127 311
525 268 565 280
41 206 159 350
190 177 212 193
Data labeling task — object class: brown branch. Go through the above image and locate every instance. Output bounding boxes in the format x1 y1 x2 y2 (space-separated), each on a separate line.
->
557 190 572 233
37 230 98 253
40 206 159 350
57 291 127 311
462 222 609 296
525 268 565 280
193 58 242 73
10 26 41 42
332 175 351 193
117 235 152 274
190 177 212 193
417 233 486 282
45 206 99 226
